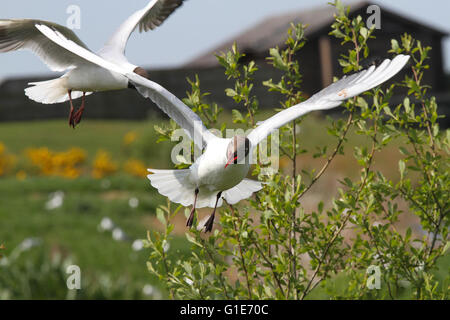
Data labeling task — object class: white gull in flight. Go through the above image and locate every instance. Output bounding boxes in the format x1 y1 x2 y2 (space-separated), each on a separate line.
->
0 0 185 127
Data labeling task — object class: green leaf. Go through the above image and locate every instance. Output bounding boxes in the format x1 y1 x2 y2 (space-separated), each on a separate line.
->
442 241 450 254
156 208 166 226
403 97 410 113
225 88 237 97
185 233 202 247
330 28 345 39
232 109 245 123
269 48 288 71
359 27 368 40
391 39 400 53
399 159 406 179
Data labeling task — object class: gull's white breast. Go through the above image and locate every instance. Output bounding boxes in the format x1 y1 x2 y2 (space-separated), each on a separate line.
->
65 65 129 92
190 138 250 192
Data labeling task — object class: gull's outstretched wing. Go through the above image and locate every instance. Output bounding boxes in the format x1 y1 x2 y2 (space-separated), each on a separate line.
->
247 55 410 146
127 73 218 149
0 19 93 72
35 23 216 149
99 0 185 64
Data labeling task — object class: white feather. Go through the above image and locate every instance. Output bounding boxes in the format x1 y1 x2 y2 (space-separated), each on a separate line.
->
147 169 195 207
24 78 92 104
100 0 185 64
223 179 263 205
0 19 94 72
247 55 410 146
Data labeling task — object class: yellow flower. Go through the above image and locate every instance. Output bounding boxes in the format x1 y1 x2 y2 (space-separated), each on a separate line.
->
0 142 16 177
16 170 27 181
92 150 118 179
26 147 86 179
124 159 148 177
123 131 138 146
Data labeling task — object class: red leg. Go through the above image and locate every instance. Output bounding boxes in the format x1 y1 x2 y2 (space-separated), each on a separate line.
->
204 192 222 233
73 92 86 126
187 188 199 227
68 90 75 128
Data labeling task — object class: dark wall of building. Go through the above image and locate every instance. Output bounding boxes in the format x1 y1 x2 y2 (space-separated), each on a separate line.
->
0 64 287 122
328 31 444 93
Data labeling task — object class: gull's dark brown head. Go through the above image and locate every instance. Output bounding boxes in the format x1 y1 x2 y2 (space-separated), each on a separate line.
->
134 67 149 79
128 67 150 89
225 136 250 168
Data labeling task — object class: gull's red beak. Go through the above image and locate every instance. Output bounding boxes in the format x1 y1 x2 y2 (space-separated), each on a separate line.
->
225 155 238 169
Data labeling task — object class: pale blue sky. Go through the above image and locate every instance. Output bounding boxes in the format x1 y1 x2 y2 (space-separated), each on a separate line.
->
1 0 449 80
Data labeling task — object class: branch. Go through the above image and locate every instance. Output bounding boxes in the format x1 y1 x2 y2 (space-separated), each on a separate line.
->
301 118 377 300
299 112 354 200
201 238 231 299
228 204 253 298
253 241 286 297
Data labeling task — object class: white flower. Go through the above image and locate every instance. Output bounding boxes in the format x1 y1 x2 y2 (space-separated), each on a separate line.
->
142 285 162 299
129 197 139 209
372 221 382 227
112 228 126 241
184 277 194 286
142 284 154 296
20 238 42 251
162 240 170 253
99 217 114 231
415 261 425 272
132 239 144 251
45 191 64 210
0 257 10 267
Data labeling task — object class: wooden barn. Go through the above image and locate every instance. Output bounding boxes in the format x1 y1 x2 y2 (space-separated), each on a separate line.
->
0 1 448 122
186 1 449 107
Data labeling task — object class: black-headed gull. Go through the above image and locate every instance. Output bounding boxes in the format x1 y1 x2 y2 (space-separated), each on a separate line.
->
145 55 410 232
18 20 409 231
0 0 184 127
140 55 409 232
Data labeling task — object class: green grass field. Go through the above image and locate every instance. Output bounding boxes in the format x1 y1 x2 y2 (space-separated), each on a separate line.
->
0 119 188 299
0 117 446 299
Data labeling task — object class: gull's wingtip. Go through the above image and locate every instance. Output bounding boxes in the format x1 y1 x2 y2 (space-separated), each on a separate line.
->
394 54 411 66
392 54 411 73
34 23 47 30
34 23 53 36
403 54 411 64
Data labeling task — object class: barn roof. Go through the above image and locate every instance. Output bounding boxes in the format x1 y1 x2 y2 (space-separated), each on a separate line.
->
186 1 448 68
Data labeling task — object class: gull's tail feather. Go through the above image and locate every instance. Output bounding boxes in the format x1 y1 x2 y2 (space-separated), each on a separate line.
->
24 78 91 104
147 168 220 208
25 78 68 104
147 168 195 207
147 169 263 209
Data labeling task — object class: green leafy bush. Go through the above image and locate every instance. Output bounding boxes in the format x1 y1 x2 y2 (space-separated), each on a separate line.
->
145 1 449 299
